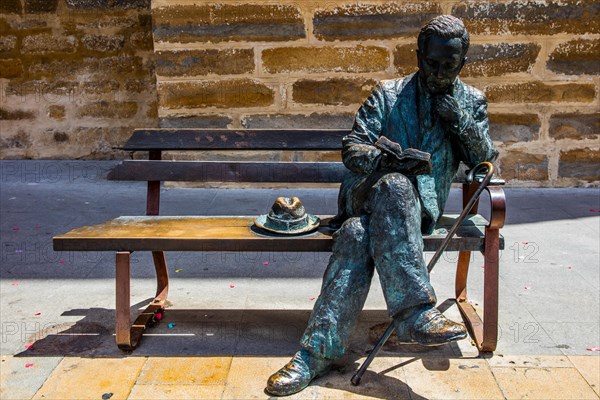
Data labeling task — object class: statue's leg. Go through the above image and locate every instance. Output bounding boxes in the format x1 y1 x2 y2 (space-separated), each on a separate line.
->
300 215 374 360
364 172 436 317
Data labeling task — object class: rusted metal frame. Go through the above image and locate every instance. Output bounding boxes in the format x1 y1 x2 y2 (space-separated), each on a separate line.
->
456 185 506 352
115 150 170 351
114 251 169 351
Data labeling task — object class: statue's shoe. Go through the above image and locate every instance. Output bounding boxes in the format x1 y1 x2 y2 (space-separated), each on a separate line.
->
394 306 467 345
265 349 332 396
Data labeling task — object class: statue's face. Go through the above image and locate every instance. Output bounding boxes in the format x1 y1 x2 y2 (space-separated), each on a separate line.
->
417 35 466 95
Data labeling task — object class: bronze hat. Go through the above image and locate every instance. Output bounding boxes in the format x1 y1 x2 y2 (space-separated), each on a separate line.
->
255 196 320 235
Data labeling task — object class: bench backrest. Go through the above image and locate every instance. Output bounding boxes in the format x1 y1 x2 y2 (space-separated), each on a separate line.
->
109 129 350 215
108 128 502 216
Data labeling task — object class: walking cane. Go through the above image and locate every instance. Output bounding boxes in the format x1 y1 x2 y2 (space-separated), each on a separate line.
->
351 161 495 386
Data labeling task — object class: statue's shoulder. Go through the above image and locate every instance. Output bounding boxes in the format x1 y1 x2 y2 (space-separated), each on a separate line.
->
378 74 415 93
456 78 486 104
375 74 416 104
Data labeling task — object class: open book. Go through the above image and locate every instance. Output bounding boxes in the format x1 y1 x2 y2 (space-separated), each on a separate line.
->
375 136 432 176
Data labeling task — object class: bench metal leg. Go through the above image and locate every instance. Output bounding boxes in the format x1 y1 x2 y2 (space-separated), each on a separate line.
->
115 250 170 351
455 185 505 353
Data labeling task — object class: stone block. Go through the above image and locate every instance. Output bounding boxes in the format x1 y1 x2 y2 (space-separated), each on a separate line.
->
82 80 120 95
66 0 150 9
78 101 138 118
81 34 125 52
262 46 388 74
452 0 600 35
463 43 541 77
153 4 304 43
559 148 600 180
24 0 58 13
0 0 21 14
30 55 145 79
0 35 17 52
498 150 549 181
124 79 154 93
158 79 274 109
0 108 36 120
485 82 596 103
159 115 233 128
155 49 254 77
47 105 65 120
7 80 78 98
292 78 377 105
313 2 441 40
550 113 599 141
0 131 31 149
0 59 23 79
489 113 540 144
241 112 355 129
547 39 600 75
393 45 418 75
22 34 77 53
129 31 153 51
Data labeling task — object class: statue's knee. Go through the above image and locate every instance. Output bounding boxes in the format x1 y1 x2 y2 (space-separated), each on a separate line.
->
372 173 415 201
334 216 368 243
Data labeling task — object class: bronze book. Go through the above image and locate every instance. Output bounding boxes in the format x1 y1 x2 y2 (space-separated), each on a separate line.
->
375 136 432 176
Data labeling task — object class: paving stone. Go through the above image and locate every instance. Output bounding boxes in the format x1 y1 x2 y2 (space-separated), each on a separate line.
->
137 356 231 385
0 355 62 400
486 355 573 368
128 384 225 399
492 366 598 399
568 356 600 396
32 357 145 399
402 357 504 399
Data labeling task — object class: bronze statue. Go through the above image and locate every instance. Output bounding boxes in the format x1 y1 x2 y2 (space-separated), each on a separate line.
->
266 15 498 396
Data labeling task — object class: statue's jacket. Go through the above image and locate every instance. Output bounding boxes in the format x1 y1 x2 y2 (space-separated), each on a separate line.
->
339 73 498 235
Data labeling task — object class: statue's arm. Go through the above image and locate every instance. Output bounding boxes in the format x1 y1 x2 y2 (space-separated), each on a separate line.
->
341 84 388 174
449 94 499 168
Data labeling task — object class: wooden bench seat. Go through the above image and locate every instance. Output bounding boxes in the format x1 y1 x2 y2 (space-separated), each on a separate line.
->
54 214 497 253
53 129 506 352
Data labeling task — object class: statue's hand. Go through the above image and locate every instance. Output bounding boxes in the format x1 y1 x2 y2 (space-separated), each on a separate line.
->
435 95 462 125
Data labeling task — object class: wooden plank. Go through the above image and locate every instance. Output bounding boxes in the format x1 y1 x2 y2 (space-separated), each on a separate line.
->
121 129 349 151
107 160 348 183
53 215 504 253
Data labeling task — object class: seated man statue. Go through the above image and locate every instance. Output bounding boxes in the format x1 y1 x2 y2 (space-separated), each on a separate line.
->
266 15 498 396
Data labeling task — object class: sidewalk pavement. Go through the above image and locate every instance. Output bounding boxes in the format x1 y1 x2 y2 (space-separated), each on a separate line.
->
0 160 598 399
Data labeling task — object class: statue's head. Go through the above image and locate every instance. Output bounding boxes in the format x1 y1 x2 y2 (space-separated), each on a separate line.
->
417 15 469 95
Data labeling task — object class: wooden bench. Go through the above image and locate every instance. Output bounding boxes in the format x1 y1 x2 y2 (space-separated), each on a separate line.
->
53 129 506 352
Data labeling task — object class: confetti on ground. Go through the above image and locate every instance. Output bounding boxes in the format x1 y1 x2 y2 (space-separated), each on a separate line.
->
34 312 41 316
524 285 531 290
155 313 163 320
168 323 176 329
229 284 235 288
102 393 114 400
589 209 600 213
24 344 33 350
11 282 19 286
309 297 316 301
521 242 529 244
586 347 600 352
60 259 65 264
262 261 269 265
567 266 573 270
175 269 182 273
35 225 42 229
25 363 34 368
13 227 20 231
15 250 23 253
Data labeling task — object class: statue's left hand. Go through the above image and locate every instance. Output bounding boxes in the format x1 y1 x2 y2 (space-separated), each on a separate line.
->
435 95 462 124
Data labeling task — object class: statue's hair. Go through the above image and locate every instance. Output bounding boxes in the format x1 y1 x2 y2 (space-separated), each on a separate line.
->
417 15 469 55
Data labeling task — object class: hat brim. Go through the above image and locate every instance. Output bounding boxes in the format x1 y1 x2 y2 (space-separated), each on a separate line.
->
254 214 320 235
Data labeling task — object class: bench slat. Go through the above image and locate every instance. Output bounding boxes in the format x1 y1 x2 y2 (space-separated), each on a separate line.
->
122 129 349 151
53 215 504 253
107 160 347 183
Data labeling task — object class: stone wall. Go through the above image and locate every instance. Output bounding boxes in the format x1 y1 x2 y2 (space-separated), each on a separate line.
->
0 0 157 159
151 0 599 186
2 0 598 186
